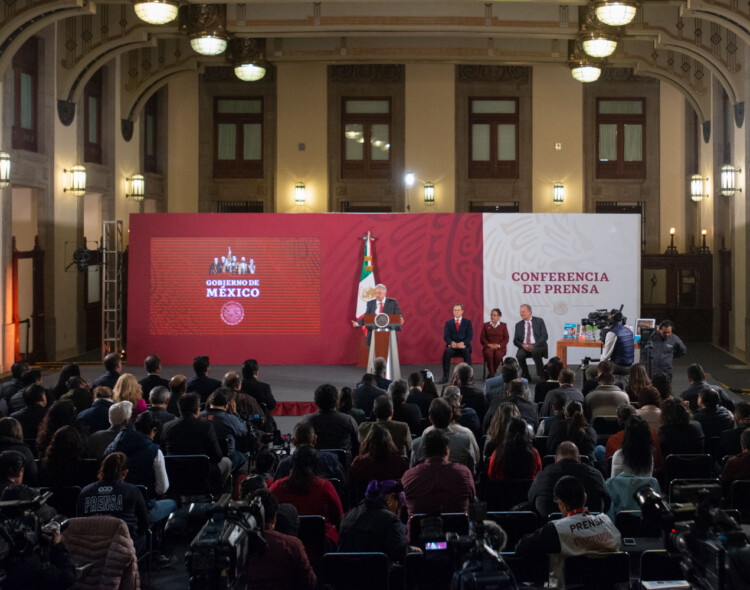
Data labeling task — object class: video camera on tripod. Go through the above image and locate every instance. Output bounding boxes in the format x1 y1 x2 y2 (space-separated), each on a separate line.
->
581 304 626 343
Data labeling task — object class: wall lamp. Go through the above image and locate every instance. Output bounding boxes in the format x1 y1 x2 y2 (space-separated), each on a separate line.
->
63 165 87 196
690 174 707 202
720 164 742 196
553 182 565 206
698 228 711 255
404 171 415 188
295 182 306 205
423 182 435 205
126 174 145 201
0 152 10 189
665 226 678 255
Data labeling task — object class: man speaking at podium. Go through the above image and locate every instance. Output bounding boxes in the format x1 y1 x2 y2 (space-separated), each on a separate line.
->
351 284 404 345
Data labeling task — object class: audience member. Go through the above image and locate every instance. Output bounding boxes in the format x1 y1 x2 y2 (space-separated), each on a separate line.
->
9 369 44 414
87 401 132 458
681 363 735 412
91 352 122 389
582 359 624 396
187 355 222 403
240 358 277 411
302 384 359 455
0 449 26 496
534 357 563 407
77 386 114 434
484 402 521 459
40 425 86 488
402 430 475 534
359 394 411 455
635 385 663 431
161 393 232 489
338 479 410 563
269 445 343 547
255 450 280 486
625 364 652 404
10 383 47 441
453 363 487 423
536 391 566 437
411 398 478 472
370 357 392 391
167 373 187 416
721 428 750 486
547 400 597 462
585 361 630 421
505 378 539 431
715 401 750 460
516 475 620 588
650 373 673 401
58 376 93 413
200 388 249 472
241 488 316 590
77 452 148 551
540 368 583 417
389 379 422 435
273 421 344 482
138 354 170 398
611 415 654 477
0 418 37 484
337 386 366 425
36 400 78 458
351 424 409 483
145 385 176 443
441 385 481 441
113 374 147 421
222 371 264 424
599 404 663 472
406 371 434 417
693 386 735 438
659 397 705 457
1 361 28 412
488 417 542 481
353 373 386 419
49 363 81 403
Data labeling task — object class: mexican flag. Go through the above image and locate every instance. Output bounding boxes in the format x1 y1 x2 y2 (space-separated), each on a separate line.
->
356 232 377 331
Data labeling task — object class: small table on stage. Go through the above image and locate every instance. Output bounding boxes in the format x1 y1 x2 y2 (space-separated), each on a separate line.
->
556 338 639 366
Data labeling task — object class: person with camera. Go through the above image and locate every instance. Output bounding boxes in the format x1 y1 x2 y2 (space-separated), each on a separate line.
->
584 312 634 381
641 319 686 381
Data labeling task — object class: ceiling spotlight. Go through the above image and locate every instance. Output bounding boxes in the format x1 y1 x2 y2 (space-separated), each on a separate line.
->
133 0 179 25
593 0 640 27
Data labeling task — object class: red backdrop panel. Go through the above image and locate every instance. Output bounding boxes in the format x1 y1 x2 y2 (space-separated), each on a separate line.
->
127 213 483 366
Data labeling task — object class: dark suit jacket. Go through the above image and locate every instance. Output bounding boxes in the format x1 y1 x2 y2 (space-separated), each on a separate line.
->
353 383 386 419
187 375 223 403
139 374 170 398
444 318 472 350
241 378 277 411
360 298 402 345
513 316 548 356
161 415 223 463
91 370 121 390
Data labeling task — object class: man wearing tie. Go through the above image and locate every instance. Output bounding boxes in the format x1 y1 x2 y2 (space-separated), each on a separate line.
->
440 303 473 384
351 284 404 345
513 303 549 383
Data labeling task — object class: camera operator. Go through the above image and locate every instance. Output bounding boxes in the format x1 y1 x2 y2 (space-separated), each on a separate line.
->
240 489 316 590
584 312 634 381
0 485 76 590
642 320 686 381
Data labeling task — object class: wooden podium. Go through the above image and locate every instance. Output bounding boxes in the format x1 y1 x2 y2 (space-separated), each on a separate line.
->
364 313 402 381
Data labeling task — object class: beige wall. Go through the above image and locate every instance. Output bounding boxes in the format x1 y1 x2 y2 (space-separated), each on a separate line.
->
659 83 686 252
167 72 200 213
532 65 583 213
405 64 455 213
275 63 328 213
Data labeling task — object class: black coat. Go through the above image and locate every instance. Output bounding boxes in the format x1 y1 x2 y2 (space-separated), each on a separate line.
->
187 375 222 403
241 378 277 410
527 459 610 516
139 374 170 398
161 415 223 463
338 498 408 562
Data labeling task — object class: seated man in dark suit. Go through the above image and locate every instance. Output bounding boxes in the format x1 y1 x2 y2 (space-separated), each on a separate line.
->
452 363 487 424
440 303 473 383
1 361 27 415
77 386 114 434
139 354 170 399
10 385 47 441
91 352 122 390
353 373 386 419
187 356 222 403
513 303 548 383
240 359 277 411
161 393 232 489
146 386 176 444
540 368 584 417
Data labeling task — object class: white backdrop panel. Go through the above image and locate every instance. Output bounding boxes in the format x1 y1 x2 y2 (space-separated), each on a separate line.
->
483 214 641 367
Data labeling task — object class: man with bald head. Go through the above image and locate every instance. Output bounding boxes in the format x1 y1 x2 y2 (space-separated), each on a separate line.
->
526 441 610 517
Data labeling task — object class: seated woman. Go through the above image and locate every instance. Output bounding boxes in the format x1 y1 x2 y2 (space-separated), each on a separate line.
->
546 400 597 461
480 308 509 378
77 451 149 553
0 418 37 484
484 402 521 460
269 445 343 548
338 387 366 425
338 479 411 563
351 424 409 484
625 364 652 404
40 425 86 488
635 385 663 432
113 374 147 422
441 386 481 441
611 415 655 478
35 400 78 459
659 397 704 457
488 417 542 480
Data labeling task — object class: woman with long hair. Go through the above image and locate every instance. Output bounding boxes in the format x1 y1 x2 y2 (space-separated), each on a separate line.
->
269 445 343 547
484 402 521 459
40 425 85 487
636 385 663 431
611 415 654 477
350 424 408 482
441 386 481 440
419 370 438 400
338 386 366 425
50 363 81 402
659 397 705 456
113 373 147 421
625 364 651 403
35 400 77 458
488 417 542 480
547 400 597 460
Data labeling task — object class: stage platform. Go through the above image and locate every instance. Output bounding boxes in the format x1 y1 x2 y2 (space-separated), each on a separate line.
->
41 341 749 435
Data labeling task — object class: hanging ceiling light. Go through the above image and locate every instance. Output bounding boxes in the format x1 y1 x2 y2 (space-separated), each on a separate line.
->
593 0 640 27
181 4 229 56
133 0 179 25
191 33 228 56
229 38 268 82
569 58 602 82
580 28 619 58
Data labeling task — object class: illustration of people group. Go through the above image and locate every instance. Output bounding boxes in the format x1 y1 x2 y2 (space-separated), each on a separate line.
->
209 247 256 275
